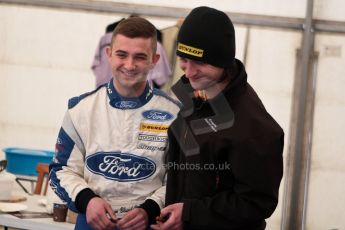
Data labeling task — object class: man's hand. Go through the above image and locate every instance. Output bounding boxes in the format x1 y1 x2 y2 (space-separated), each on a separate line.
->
151 203 183 230
117 208 148 230
86 197 117 230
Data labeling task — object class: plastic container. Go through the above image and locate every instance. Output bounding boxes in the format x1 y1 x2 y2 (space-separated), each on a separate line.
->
3 147 54 176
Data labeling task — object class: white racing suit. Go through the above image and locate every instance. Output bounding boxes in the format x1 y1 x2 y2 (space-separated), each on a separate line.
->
49 80 179 228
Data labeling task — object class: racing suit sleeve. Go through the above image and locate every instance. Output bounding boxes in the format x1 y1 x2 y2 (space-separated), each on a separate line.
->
181 133 284 229
49 111 91 212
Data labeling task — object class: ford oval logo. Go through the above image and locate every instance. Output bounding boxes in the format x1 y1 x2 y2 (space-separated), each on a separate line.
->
142 110 173 121
86 152 156 182
114 101 137 109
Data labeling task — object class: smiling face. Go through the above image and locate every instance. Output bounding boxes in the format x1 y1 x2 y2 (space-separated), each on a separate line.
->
106 34 160 97
178 57 229 99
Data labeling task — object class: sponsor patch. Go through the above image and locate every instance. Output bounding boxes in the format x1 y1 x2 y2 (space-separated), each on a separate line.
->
142 110 173 121
177 42 204 57
86 152 156 182
138 134 168 143
137 143 166 152
139 123 168 133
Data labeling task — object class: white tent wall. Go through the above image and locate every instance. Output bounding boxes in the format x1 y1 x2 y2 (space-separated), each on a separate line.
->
305 33 345 229
0 1 345 229
245 28 300 229
104 0 307 18
314 0 345 21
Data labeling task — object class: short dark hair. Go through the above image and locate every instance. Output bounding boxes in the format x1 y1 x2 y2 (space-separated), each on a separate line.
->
111 16 157 52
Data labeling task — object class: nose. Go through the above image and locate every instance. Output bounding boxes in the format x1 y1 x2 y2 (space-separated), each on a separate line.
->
182 62 198 78
124 57 136 71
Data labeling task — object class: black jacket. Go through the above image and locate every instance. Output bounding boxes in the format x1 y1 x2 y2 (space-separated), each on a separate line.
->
165 60 284 230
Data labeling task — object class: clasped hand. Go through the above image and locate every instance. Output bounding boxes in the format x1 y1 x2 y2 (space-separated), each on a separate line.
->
151 203 183 230
86 197 148 230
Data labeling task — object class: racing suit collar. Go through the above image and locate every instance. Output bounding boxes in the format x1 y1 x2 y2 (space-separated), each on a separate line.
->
106 80 154 109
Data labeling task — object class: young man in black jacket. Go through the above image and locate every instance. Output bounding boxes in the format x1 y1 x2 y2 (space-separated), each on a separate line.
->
151 6 284 230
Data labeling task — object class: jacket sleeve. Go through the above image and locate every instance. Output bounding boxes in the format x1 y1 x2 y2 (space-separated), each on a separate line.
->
139 162 167 224
139 185 166 225
49 111 90 212
182 132 284 229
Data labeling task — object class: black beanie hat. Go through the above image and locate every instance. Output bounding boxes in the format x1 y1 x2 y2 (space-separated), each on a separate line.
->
176 6 235 68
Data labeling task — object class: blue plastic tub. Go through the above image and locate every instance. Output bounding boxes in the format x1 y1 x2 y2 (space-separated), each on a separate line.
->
3 147 54 176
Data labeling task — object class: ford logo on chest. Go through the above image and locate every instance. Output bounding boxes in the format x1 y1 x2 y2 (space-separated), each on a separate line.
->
142 110 173 121
86 152 156 181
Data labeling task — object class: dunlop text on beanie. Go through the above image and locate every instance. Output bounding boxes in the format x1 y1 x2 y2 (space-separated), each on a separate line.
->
176 6 235 68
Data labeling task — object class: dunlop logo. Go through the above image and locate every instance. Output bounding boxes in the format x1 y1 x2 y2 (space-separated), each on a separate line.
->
177 43 204 57
140 123 169 133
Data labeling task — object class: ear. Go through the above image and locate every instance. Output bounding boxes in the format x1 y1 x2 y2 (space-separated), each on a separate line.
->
106 46 112 58
151 53 160 65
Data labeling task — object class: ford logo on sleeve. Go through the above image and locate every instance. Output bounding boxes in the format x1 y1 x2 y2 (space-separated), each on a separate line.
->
142 110 173 121
86 152 156 181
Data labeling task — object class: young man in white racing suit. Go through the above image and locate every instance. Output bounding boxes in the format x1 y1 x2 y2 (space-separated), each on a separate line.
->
49 17 180 230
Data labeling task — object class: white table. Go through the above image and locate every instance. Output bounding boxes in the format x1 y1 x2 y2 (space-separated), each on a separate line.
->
0 194 74 230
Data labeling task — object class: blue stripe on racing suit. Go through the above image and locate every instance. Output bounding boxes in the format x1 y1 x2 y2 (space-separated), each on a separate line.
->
49 127 77 211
